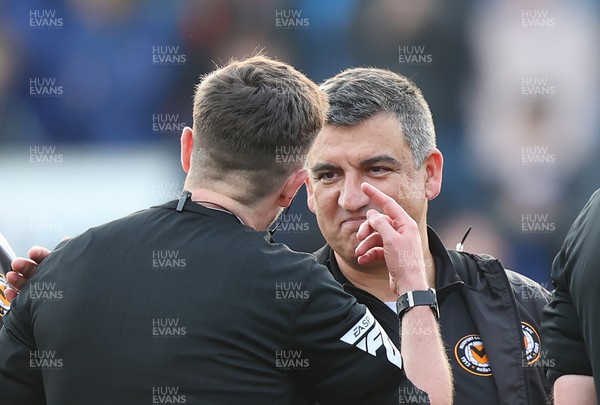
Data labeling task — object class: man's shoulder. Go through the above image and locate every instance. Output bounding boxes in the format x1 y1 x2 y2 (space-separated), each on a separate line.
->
446 250 501 282
267 241 328 276
449 250 551 304
75 205 165 236
312 244 330 264
504 269 551 304
504 268 549 292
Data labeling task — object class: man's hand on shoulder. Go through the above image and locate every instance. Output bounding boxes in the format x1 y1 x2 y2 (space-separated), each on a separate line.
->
6 246 50 302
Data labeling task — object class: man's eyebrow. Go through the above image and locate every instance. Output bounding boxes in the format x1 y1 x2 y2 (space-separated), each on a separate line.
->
310 156 402 172
359 155 401 167
310 163 339 173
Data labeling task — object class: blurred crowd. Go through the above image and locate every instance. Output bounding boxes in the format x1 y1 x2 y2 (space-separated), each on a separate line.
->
1 0 599 284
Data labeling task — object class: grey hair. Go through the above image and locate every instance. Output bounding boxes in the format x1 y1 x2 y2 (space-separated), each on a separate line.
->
319 68 436 168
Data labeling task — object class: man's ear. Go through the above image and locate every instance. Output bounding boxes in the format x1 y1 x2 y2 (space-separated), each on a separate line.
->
424 148 443 200
305 177 315 213
278 169 308 208
180 126 194 173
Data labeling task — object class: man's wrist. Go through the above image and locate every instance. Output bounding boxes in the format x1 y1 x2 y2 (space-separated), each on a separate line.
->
396 288 439 319
394 279 428 296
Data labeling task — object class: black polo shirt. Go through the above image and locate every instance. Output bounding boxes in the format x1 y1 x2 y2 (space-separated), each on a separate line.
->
317 227 505 404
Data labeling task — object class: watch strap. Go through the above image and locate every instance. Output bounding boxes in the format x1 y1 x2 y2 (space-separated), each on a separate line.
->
396 288 439 319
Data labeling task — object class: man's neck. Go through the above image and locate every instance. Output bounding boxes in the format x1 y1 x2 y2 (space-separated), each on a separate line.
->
185 187 278 231
334 227 436 303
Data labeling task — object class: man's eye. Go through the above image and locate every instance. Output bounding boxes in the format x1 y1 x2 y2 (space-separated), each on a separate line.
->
369 167 390 174
316 172 336 181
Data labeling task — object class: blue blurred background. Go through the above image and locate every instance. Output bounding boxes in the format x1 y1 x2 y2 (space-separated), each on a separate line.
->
1 0 599 286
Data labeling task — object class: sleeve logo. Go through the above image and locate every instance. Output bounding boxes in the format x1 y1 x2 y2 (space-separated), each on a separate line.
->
340 309 403 370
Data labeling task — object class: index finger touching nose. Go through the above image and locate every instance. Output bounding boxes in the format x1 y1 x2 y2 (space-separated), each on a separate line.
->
360 182 410 223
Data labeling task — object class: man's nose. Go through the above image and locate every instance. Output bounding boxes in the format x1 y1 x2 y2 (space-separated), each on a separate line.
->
338 175 370 212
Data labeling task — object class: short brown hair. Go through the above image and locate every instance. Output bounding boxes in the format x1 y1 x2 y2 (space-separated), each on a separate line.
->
189 55 328 204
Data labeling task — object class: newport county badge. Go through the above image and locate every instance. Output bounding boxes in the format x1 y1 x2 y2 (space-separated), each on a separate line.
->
0 273 10 317
454 334 493 376
455 324 542 377
522 322 541 365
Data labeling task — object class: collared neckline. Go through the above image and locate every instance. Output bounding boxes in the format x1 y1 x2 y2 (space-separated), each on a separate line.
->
426 227 464 299
316 225 464 301
155 199 241 222
155 199 272 242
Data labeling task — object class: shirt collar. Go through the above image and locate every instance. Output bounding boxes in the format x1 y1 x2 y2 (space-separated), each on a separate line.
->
426 226 464 297
316 226 464 298
156 199 272 242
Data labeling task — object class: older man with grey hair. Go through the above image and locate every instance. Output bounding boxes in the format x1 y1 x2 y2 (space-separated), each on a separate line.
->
306 67 551 404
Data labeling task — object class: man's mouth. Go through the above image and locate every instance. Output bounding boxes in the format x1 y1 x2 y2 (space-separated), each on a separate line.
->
340 217 367 230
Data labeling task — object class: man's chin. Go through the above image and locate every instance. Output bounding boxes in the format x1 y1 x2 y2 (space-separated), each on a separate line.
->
334 244 382 270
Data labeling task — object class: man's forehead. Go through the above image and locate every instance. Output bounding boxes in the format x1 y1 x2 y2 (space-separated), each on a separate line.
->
309 120 409 163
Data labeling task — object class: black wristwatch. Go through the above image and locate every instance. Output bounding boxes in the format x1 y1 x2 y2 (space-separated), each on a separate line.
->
396 288 439 319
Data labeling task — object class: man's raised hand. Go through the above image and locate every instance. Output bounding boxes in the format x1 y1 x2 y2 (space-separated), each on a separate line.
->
355 182 428 295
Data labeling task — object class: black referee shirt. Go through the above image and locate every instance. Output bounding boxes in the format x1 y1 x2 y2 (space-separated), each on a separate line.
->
542 188 600 400
0 199 425 404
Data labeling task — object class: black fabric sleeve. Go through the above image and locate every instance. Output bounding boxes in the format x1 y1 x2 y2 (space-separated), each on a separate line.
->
542 287 592 383
291 260 429 404
0 283 46 404
541 189 600 390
